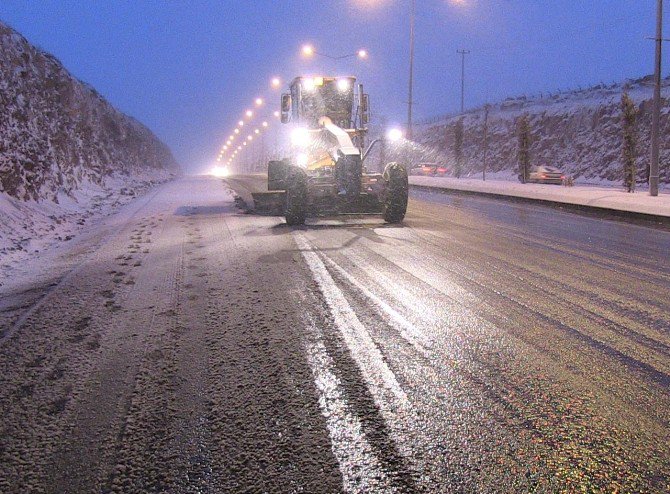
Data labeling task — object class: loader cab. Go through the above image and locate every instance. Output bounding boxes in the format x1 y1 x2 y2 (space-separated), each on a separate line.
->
280 76 369 130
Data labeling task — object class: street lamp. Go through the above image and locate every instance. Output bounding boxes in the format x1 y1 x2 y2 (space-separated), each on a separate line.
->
301 44 369 60
271 77 281 88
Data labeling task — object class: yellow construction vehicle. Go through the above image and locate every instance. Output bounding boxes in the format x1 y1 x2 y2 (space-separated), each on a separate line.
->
267 76 408 225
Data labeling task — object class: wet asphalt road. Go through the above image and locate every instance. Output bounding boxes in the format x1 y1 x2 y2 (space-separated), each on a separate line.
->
1 174 669 493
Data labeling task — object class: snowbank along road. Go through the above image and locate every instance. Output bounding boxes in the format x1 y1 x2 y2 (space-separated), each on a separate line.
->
1 175 669 493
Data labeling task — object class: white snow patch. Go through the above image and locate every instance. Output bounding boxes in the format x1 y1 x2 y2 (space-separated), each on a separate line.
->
0 173 172 287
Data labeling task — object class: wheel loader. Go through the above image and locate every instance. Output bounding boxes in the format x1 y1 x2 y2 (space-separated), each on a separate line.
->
267 76 408 225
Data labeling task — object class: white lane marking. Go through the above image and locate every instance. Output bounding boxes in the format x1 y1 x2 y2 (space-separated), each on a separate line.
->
294 232 408 404
342 246 444 328
318 253 432 358
304 319 398 494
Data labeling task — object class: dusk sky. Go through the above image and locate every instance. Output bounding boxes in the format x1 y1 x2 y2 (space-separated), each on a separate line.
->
0 1 666 172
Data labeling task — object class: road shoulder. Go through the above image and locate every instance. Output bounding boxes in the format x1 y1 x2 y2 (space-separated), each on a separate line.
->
409 176 670 223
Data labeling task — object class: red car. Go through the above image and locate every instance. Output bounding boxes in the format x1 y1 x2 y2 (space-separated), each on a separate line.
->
411 163 449 176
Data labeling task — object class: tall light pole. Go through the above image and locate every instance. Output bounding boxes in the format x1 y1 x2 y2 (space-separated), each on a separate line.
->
650 0 663 197
457 49 470 114
482 104 490 181
407 0 416 140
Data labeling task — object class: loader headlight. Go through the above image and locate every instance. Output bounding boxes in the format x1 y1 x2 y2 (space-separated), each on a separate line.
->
387 128 403 142
337 79 350 92
296 153 309 168
291 127 311 147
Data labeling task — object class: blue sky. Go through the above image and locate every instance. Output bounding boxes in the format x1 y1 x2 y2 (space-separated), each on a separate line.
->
0 1 665 172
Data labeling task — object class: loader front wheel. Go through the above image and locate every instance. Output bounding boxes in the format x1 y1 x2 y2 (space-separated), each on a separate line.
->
285 168 307 226
382 162 408 224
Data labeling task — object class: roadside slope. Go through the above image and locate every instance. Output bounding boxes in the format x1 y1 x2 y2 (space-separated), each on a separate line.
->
415 76 670 185
0 20 179 283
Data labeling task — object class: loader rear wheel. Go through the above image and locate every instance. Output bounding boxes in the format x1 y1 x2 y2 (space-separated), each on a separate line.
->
285 168 307 226
382 162 408 224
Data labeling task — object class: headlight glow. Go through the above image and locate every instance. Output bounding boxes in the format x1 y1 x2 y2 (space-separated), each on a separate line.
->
210 166 229 178
337 79 350 92
387 128 403 142
296 153 309 168
291 127 311 147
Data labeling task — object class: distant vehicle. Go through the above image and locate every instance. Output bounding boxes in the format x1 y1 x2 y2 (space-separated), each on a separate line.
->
521 165 565 184
410 163 449 177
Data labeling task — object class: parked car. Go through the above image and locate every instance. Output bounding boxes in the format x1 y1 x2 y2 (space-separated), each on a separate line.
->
410 163 449 176
521 165 565 184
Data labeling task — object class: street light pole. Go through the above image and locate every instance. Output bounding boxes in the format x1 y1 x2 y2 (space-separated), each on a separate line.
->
457 49 470 114
407 0 416 140
650 0 663 197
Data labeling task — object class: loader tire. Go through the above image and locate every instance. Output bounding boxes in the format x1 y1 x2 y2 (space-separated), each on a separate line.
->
382 162 408 224
285 168 307 226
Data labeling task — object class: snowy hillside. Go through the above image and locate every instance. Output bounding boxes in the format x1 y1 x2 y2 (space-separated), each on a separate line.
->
0 21 179 277
414 76 670 185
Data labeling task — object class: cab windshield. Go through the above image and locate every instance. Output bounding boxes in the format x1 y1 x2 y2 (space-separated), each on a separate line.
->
296 78 354 128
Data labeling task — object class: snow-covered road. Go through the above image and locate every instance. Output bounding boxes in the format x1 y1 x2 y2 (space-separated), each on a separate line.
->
1 175 669 493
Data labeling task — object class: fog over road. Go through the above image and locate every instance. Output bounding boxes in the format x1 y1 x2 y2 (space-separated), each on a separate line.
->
1 175 669 493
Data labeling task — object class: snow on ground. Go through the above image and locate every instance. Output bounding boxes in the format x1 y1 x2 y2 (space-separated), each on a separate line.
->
409 176 670 218
450 169 640 188
0 173 173 288
412 76 670 185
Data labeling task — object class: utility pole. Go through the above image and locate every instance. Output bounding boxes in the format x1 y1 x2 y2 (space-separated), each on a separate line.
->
457 49 470 114
407 0 416 140
379 116 388 171
650 0 663 197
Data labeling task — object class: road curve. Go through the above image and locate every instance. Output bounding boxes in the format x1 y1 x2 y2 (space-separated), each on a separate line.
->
0 174 668 493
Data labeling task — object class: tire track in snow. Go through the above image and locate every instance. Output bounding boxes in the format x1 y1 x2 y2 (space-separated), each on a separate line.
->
303 316 400 494
294 232 419 492
317 252 432 358
294 232 408 404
